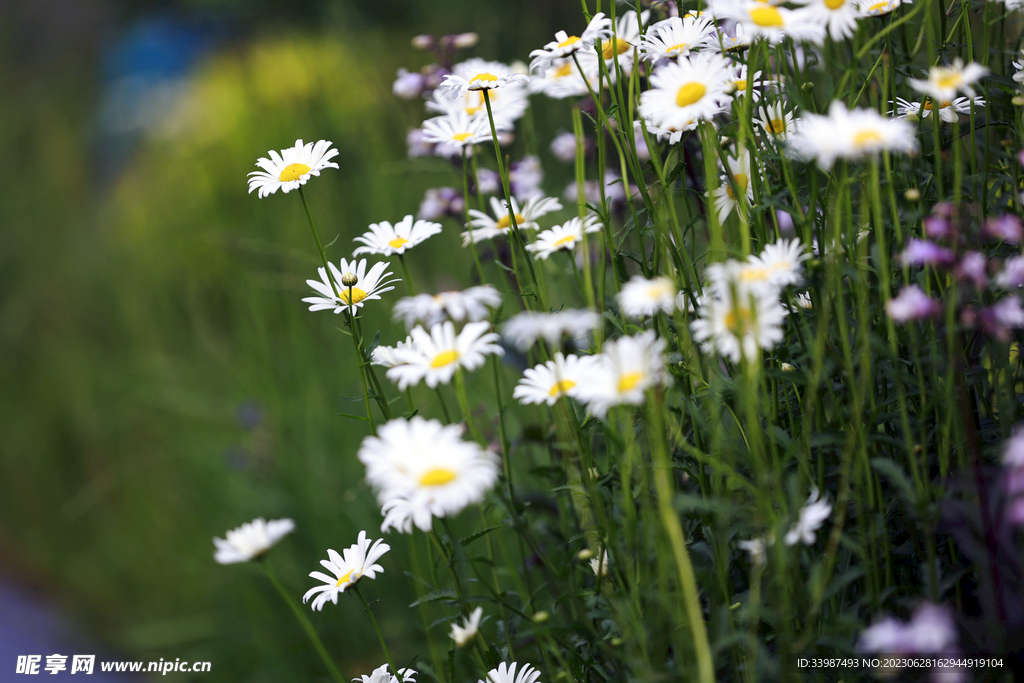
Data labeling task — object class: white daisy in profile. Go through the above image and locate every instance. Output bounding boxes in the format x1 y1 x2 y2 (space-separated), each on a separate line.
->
450 607 484 647
727 64 774 102
502 309 602 350
787 100 917 169
858 0 909 15
793 0 863 41
711 149 756 223
784 487 832 546
576 331 671 417
247 139 339 198
909 59 988 101
618 275 678 317
526 216 603 259
438 69 529 99
892 96 985 124
741 238 810 288
691 265 788 363
529 13 613 72
1014 50 1024 85
302 258 399 315
479 662 543 683
353 215 443 257
530 54 600 100
589 549 609 577
359 417 500 533
712 22 753 51
599 10 650 74
213 517 295 564
513 353 599 406
302 531 390 611
639 53 733 130
384 321 504 390
638 117 700 145
755 102 796 139
421 111 495 158
712 0 826 45
639 14 717 62
463 196 563 244
392 286 503 329
429 59 530 125
354 664 417 683
371 338 413 368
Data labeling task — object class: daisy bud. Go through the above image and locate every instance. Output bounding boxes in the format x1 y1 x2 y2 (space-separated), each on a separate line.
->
411 34 435 50
885 285 942 322
905 188 921 201
452 32 478 48
342 272 359 287
781 362 796 371
899 239 955 267
985 215 1023 244
577 548 594 560
1013 95 1024 106
801 81 814 92
532 611 550 623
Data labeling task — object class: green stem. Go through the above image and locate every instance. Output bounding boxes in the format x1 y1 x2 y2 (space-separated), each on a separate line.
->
352 584 401 681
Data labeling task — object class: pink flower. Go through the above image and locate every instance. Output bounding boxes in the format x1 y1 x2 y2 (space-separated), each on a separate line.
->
984 215 1023 244
923 215 952 240
996 255 1024 288
885 286 942 322
900 239 955 267
954 251 987 288
979 296 1024 342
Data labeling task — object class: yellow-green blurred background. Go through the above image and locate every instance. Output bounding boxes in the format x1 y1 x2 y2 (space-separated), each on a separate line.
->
0 0 579 679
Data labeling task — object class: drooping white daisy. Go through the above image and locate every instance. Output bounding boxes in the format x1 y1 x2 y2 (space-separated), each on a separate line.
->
711 149 756 223
371 338 414 368
302 531 390 611
575 331 671 417
359 417 500 533
741 238 810 289
711 0 826 45
513 353 599 406
213 517 295 564
247 139 339 198
529 13 614 72
618 275 678 317
909 59 988 101
463 195 563 244
690 264 788 362
353 215 442 257
421 111 495 158
787 100 917 169
479 662 543 683
430 59 531 123
784 487 832 546
354 664 417 683
392 286 503 329
502 309 602 350
892 96 985 124
450 607 484 647
384 321 504 390
302 258 400 315
638 14 717 62
599 10 650 75
858 0 910 15
438 69 529 99
793 0 863 41
526 216 603 259
755 102 796 139
639 53 733 130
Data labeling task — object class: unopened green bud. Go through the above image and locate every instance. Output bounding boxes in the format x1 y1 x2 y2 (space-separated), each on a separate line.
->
577 548 594 561
1012 95 1024 107
532 611 550 623
905 188 921 201
341 272 359 287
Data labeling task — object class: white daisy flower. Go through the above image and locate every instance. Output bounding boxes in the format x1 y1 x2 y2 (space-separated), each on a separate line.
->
430 59 531 123
354 664 417 683
384 321 504 390
784 487 832 546
359 417 500 533
755 102 796 139
450 607 484 647
639 14 717 62
421 111 495 158
787 100 917 169
438 70 529 99
909 59 987 101
892 96 985 123
513 353 599 406
502 309 602 350
858 0 910 15
793 0 863 41
302 258 399 315
353 215 442 257
737 535 774 567
530 54 601 100
727 64 774 102
638 118 700 145
463 195 563 245
392 286 503 329
618 275 678 317
589 549 609 577
371 337 414 369
711 22 754 51
711 149 756 223
213 517 294 564
639 53 733 130
710 0 826 45
575 331 671 417
247 139 339 198
1014 50 1024 85
302 531 390 611
526 216 603 259
529 13 613 72
479 662 543 683
741 238 810 289
599 10 650 75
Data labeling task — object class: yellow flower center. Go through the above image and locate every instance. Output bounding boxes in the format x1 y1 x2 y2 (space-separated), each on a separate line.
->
470 72 498 84
724 306 753 333
735 79 748 91
939 100 952 108
558 35 582 49
553 234 578 248
388 237 410 249
419 467 458 486
824 0 845 9
852 129 883 149
549 379 577 396
866 1 891 10
496 213 527 230
553 62 574 79
431 350 461 368
337 286 368 305
602 38 632 59
452 132 473 142
725 172 749 200
617 371 645 393
464 92 485 115
768 118 787 134
335 569 357 587
750 6 784 26
664 42 689 55
279 163 311 182
676 82 707 107
936 72 962 89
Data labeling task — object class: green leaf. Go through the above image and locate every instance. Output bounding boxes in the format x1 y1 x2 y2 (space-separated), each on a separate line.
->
870 457 918 507
460 525 502 548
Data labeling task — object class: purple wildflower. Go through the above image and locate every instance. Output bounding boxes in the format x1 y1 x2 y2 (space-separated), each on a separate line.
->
900 239 955 267
955 251 987 288
885 285 942 322
985 215 1023 244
